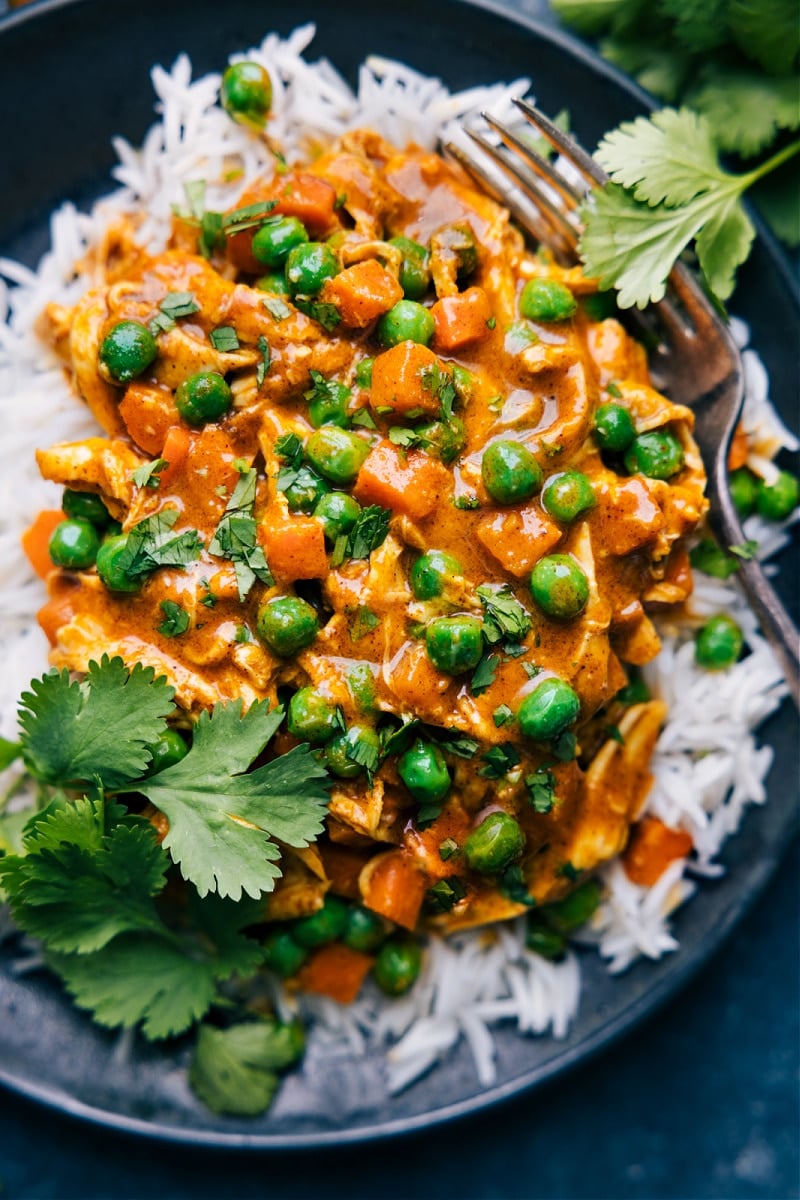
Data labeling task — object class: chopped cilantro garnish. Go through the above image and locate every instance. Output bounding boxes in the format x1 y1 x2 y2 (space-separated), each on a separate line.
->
728 539 759 560
209 326 240 353
471 651 500 696
453 494 480 511
498 864 535 906
157 600 190 639
132 458 168 490
492 704 515 728
348 606 380 642
426 877 467 913
256 335 271 386
221 200 278 236
557 861 582 883
526 767 557 813
262 297 291 321
189 1019 303 1117
294 298 341 332
208 468 273 601
113 510 204 583
419 362 457 422
478 743 521 779
477 584 532 645
438 837 460 861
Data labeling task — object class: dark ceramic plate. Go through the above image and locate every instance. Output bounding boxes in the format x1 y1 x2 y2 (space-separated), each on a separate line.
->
0 0 797 1149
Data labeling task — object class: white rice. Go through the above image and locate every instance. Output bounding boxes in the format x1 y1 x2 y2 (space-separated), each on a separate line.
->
0 26 795 1098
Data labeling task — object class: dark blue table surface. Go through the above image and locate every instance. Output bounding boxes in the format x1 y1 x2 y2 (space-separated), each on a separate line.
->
0 1 798 1196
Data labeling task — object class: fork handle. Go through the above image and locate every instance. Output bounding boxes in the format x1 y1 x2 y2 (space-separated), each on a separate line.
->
710 472 800 708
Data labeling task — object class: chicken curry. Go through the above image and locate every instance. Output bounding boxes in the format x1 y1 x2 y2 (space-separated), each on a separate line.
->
30 128 707 996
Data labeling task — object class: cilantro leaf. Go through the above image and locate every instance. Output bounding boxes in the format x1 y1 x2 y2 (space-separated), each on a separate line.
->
140 701 330 900
526 767 557 813
727 0 800 76
49 935 217 1040
158 600 190 638
498 864 535 906
343 505 391 562
208 468 273 600
209 326 240 353
470 652 500 696
256 335 271 386
132 458 168 490
478 743 521 779
689 68 800 158
295 298 341 331
262 296 291 321
189 1019 303 1116
660 0 728 54
476 584 532 645
221 200 278 236
115 509 204 581
0 805 168 954
594 108 724 207
752 164 800 248
0 735 21 770
19 656 175 789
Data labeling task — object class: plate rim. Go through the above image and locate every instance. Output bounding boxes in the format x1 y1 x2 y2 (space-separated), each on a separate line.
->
0 0 797 1149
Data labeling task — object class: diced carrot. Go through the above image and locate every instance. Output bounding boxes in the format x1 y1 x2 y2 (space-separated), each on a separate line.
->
119 382 178 455
270 172 338 236
295 943 375 1005
360 849 428 931
623 815 693 886
156 426 192 490
431 287 493 351
353 440 450 520
319 842 374 899
22 510 65 580
476 504 562 577
319 260 403 329
259 514 328 581
226 172 339 273
37 584 78 645
370 341 443 416
727 420 749 471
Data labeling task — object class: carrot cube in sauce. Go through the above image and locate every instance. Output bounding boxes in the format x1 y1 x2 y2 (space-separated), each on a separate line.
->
295 942 375 1005
22 509 66 580
319 260 402 328
431 286 492 351
476 504 562 577
360 849 428 931
260 514 328 581
119 382 178 456
369 341 444 416
623 815 693 886
353 440 450 519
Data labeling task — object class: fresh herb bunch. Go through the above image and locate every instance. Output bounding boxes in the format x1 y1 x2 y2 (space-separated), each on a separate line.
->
552 0 800 306
0 656 329 1112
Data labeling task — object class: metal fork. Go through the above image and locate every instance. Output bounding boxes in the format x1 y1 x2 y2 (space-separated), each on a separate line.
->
444 101 799 707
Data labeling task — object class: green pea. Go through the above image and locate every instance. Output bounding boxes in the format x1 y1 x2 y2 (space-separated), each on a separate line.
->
425 615 484 675
430 222 478 281
530 554 589 620
518 677 580 741
62 489 111 528
695 613 744 670
147 728 189 774
464 811 525 874
481 440 543 505
417 416 466 464
174 371 232 427
48 519 101 570
292 895 349 948
624 429 685 480
355 358 373 388
542 878 602 933
541 470 595 522
519 278 577 322
756 469 799 521
452 364 476 402
220 60 272 129
281 464 331 513
376 300 435 348
729 468 758 519
526 918 566 960
285 242 339 297
373 936 422 996
307 380 351 429
255 272 290 296
325 724 381 778
388 235 430 300
95 534 140 593
99 320 158 384
252 216 308 268
256 596 319 657
593 403 635 453
287 687 339 744
343 906 387 953
398 738 451 806
305 427 370 486
313 491 361 542
689 539 739 580
616 672 650 706
262 928 308 978
347 666 378 715
410 549 462 600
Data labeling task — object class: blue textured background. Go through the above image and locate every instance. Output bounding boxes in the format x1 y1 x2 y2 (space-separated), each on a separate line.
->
0 0 798 1195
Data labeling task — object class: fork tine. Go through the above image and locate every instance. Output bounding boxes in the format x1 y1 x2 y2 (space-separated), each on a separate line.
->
442 139 575 262
464 128 579 254
513 98 606 189
480 112 583 212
